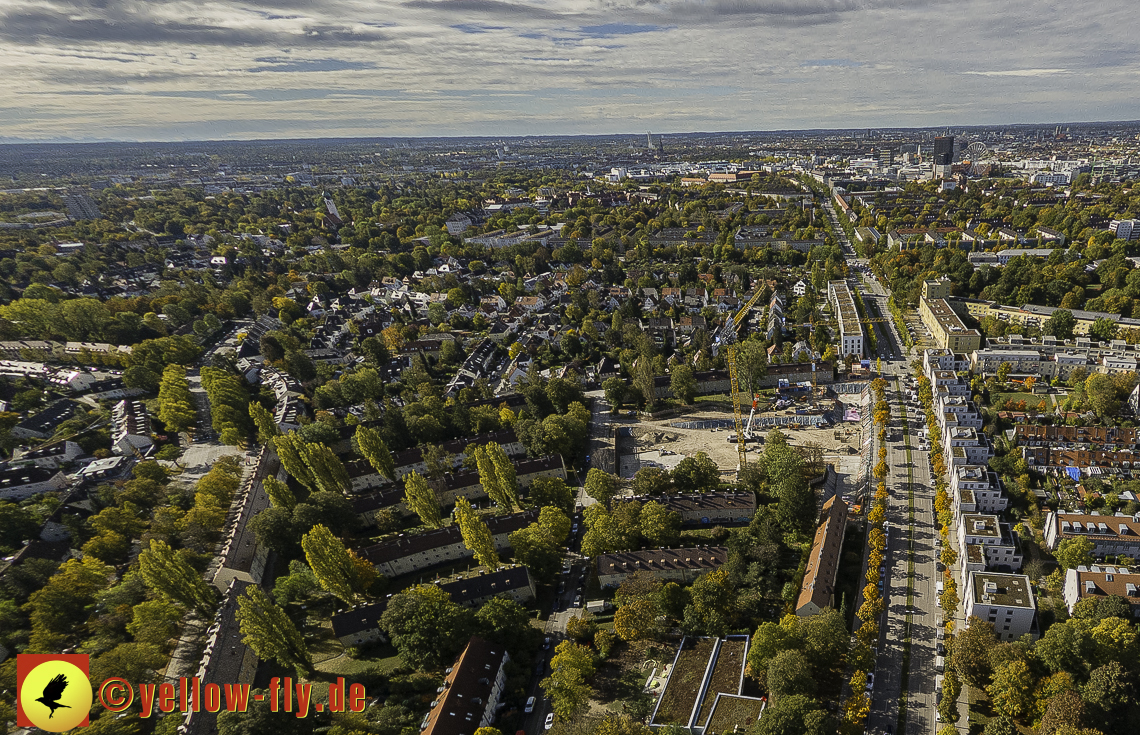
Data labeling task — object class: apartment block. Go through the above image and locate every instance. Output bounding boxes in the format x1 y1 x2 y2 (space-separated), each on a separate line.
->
964 572 1038 642
827 280 864 357
920 297 982 353
1062 566 1140 617
1044 511 1140 558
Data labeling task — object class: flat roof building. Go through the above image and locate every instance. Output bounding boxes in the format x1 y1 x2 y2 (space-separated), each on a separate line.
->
964 572 1038 642
827 280 864 358
920 297 982 354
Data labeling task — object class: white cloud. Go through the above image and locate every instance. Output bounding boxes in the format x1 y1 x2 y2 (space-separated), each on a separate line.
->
0 0 1137 139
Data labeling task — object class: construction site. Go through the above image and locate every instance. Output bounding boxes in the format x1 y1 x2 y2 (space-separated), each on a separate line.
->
615 383 871 499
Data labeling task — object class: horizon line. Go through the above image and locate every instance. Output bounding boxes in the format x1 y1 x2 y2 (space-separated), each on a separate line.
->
2 118 1140 147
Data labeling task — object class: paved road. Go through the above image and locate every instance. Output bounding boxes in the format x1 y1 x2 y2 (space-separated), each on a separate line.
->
838 245 940 735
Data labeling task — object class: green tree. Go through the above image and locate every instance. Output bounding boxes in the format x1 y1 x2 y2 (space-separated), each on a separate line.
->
631 466 673 496
127 600 183 649
1089 318 1118 342
25 557 114 652
138 539 218 618
475 596 537 652
301 524 376 605
527 476 575 516
541 641 596 722
454 498 501 570
236 586 313 675
157 364 197 433
987 659 1034 718
355 425 395 481
1045 309 1077 340
602 376 626 413
767 649 816 698
538 506 572 544
671 452 720 493
640 501 681 546
670 365 698 404
249 401 279 444
752 694 831 735
997 361 1013 384
402 470 442 528
380 584 475 669
1055 536 1095 570
0 501 40 551
509 524 562 581
1085 373 1122 418
683 568 736 636
262 476 296 511
584 467 619 505
486 442 519 511
953 617 998 687
273 433 318 490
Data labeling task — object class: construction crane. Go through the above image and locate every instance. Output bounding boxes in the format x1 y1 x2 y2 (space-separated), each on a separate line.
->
713 288 764 469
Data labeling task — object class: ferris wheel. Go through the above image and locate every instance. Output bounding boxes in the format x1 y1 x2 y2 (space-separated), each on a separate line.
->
965 141 988 159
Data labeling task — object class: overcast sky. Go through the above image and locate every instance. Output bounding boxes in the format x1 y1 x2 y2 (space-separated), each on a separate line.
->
0 0 1137 141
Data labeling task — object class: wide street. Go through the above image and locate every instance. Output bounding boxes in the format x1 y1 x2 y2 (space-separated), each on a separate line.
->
840 236 941 735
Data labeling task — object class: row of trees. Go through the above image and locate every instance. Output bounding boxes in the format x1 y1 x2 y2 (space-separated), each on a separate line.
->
200 366 252 444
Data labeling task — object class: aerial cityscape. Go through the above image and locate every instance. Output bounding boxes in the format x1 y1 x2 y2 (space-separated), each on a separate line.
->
3 3 1140 735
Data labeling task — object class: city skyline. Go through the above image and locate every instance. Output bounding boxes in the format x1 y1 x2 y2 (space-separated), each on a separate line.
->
1 0 1139 142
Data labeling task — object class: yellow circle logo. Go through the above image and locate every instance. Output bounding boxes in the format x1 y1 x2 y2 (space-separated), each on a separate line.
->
19 659 93 732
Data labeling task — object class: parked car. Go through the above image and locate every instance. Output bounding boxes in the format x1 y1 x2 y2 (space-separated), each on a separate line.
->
545 713 554 730
543 637 552 650
525 697 536 713
866 672 875 692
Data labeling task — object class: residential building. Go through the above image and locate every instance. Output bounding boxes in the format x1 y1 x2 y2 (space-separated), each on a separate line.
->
111 399 153 456
331 602 388 647
421 637 509 735
437 565 536 607
1044 511 1140 558
361 510 538 578
1110 219 1139 241
0 466 69 500
957 514 1023 585
613 492 757 527
796 496 848 616
10 440 84 469
596 547 728 588
952 465 1009 515
920 297 983 353
11 399 79 440
1062 566 1140 618
827 280 864 357
964 572 1038 642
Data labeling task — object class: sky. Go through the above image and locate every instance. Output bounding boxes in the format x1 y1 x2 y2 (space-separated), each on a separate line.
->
0 0 1138 142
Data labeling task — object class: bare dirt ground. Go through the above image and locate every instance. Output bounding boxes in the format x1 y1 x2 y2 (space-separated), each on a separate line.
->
618 397 868 484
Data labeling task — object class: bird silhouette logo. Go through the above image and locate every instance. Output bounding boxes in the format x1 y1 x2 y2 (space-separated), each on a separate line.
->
17 654 92 731
36 673 72 718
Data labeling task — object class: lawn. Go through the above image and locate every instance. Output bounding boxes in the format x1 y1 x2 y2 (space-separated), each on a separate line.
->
694 638 747 727
990 391 1051 410
705 694 766 735
652 637 718 725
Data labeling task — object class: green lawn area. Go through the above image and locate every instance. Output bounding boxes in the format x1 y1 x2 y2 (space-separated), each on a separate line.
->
990 391 1051 410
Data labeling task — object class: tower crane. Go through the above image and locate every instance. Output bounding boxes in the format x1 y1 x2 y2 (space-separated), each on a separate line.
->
713 288 764 468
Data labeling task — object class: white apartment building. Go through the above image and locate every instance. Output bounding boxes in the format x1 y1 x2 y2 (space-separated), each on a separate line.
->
952 465 1009 515
965 573 1038 642
1110 219 1139 241
828 280 864 358
958 514 1023 585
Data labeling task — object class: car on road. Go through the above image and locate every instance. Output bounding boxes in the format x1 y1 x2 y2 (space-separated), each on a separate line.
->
545 713 554 730
574 594 582 607
525 696 536 713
